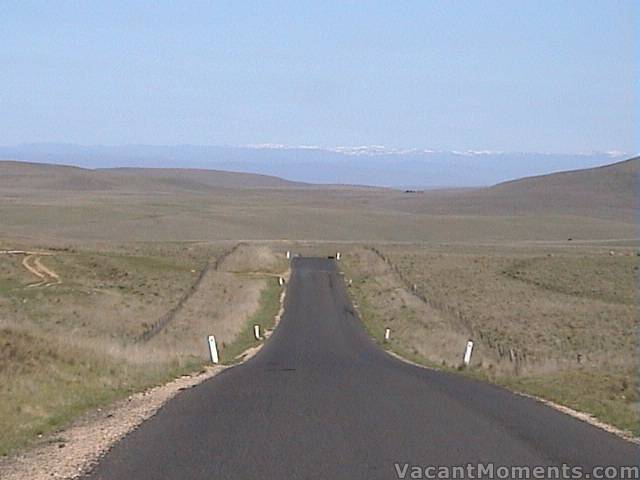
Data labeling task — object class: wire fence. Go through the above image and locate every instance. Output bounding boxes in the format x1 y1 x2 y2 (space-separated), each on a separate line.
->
367 247 530 371
136 243 244 343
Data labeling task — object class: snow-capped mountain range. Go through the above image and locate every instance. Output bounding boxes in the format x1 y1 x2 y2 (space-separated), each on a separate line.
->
0 143 631 188
245 143 627 158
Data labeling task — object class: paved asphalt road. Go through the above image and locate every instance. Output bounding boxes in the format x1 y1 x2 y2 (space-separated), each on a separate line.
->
86 258 636 479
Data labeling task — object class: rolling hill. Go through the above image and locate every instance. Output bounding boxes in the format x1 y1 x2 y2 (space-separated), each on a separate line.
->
491 156 637 196
1 157 636 230
380 157 638 222
0 161 306 193
0 157 635 244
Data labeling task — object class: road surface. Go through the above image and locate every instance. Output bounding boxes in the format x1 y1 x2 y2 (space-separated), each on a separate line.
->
85 258 636 479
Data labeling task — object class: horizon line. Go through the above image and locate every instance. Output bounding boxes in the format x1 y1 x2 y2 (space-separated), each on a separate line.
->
0 142 632 158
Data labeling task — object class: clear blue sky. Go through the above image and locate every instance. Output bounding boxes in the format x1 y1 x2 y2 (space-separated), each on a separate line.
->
1 1 636 153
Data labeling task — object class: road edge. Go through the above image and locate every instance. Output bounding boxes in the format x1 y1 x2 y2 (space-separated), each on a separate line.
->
384 350 639 445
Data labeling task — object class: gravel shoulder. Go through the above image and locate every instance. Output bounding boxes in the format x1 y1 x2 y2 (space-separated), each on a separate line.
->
0 366 225 480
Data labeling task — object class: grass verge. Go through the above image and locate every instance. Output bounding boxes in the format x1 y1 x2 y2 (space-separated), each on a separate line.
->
500 369 637 434
0 328 204 456
220 277 283 364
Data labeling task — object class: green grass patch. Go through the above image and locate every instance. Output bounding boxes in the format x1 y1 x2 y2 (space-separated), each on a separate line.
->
501 369 638 434
220 278 282 364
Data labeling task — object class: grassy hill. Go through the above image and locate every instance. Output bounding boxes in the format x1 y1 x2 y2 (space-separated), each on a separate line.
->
100 167 307 190
0 160 306 192
493 156 637 191
384 157 638 222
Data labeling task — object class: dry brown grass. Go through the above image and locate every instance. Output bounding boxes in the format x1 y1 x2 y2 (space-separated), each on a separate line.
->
217 243 286 274
0 327 190 456
0 242 286 456
344 248 470 368
0 245 211 342
342 243 638 433
150 270 265 358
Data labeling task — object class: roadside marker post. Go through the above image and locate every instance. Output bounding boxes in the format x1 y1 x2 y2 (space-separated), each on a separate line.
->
286 251 291 259
254 324 261 340
384 328 391 342
278 276 285 286
208 335 219 364
463 340 474 366
336 252 341 260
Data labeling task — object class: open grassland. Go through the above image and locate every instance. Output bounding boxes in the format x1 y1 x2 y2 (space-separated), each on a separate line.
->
0 159 636 455
0 158 635 245
0 244 210 342
342 243 638 433
0 241 286 456
0 187 634 245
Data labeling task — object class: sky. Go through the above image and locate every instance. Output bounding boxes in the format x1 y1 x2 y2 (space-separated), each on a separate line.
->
0 1 637 153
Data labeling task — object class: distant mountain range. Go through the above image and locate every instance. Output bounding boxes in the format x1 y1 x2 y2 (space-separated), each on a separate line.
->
0 143 630 188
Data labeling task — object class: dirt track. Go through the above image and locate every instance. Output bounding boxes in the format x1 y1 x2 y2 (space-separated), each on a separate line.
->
23 255 61 287
0 250 62 287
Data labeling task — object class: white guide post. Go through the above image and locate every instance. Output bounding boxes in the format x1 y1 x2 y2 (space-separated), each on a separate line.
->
286 251 291 259
254 324 261 340
463 340 474 366
336 252 341 260
208 335 219 364
278 276 285 286
384 328 391 342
